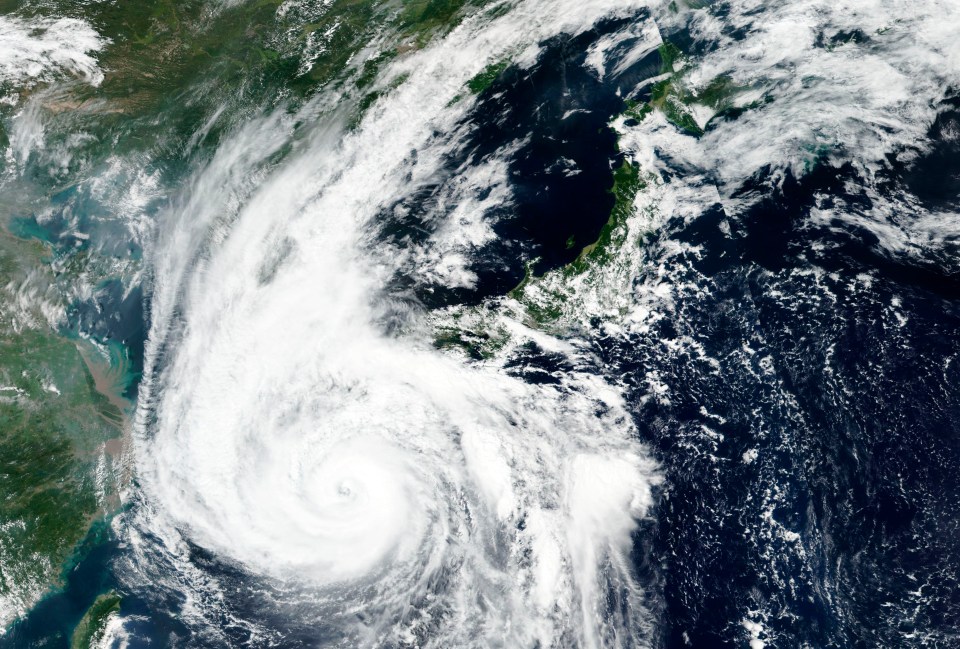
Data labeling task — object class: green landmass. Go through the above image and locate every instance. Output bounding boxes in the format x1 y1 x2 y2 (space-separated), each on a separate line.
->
0 0 513 622
500 155 647 329
0 229 125 628
639 40 746 135
0 0 506 630
437 93 665 347
70 591 121 649
0 0 500 185
433 326 506 359
567 158 645 274
466 59 510 94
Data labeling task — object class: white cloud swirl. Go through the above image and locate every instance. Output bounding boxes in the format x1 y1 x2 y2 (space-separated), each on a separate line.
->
133 0 661 646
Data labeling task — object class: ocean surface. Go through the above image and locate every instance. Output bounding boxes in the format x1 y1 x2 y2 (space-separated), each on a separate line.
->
1 0 958 647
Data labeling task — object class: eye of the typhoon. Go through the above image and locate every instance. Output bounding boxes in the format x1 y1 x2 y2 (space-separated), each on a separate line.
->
3 0 958 647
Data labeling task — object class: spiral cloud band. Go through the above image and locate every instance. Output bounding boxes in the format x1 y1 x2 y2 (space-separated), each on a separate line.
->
133 0 661 646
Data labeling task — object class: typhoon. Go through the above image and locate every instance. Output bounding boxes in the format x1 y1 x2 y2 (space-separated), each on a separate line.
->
1 0 959 647
132 2 662 647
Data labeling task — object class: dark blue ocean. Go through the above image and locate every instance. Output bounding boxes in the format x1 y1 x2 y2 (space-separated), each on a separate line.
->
5 10 960 649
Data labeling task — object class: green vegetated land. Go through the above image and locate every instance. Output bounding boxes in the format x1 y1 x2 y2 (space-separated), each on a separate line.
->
70 591 121 649
515 38 749 309
0 230 125 628
438 39 737 346
0 0 504 632
2 0 734 633
0 0 501 171
567 158 644 274
630 39 759 136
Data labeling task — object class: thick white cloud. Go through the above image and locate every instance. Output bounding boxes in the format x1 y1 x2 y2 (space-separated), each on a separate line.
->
133 1 662 646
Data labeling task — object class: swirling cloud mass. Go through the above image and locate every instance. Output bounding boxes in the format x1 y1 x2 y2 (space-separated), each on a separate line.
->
7 0 957 645
132 1 661 647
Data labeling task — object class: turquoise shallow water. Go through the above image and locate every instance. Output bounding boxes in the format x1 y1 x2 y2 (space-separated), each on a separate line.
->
6 522 120 647
3 0 960 647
